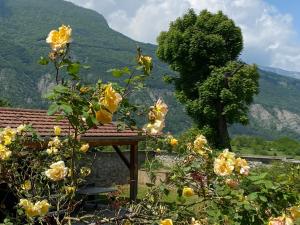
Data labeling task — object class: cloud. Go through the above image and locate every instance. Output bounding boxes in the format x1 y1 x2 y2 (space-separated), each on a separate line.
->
66 0 300 71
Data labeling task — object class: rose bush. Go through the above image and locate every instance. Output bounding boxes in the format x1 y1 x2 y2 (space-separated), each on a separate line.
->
0 25 162 225
0 25 299 225
128 134 300 225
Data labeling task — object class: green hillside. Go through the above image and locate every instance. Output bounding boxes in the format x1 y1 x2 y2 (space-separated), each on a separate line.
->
1 0 300 139
0 0 191 133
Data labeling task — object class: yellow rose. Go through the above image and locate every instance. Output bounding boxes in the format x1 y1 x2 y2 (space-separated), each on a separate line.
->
0 144 11 160
101 84 122 113
218 149 235 162
19 199 39 217
21 180 32 191
154 98 168 120
19 199 32 209
235 157 250 175
19 199 50 217
268 214 293 225
214 158 234 176
64 186 76 195
160 219 173 225
80 143 89 153
123 219 132 225
191 218 201 225
96 109 113 124
46 25 72 51
193 135 208 155
48 136 61 148
80 86 90 93
137 55 153 75
80 167 92 177
289 206 300 220
1 127 16 145
45 161 68 181
17 124 26 133
46 147 58 155
182 187 194 197
53 126 61 136
156 148 161 153
143 120 165 135
170 138 178 147
35 200 50 216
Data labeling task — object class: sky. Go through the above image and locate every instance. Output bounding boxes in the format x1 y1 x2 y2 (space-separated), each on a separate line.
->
65 0 300 72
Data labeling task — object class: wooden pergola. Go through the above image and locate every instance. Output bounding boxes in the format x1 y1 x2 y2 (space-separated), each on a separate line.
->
0 107 145 201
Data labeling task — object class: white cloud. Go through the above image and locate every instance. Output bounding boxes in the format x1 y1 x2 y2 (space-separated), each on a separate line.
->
66 0 300 71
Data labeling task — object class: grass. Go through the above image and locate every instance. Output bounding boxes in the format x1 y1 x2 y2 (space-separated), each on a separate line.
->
118 184 199 204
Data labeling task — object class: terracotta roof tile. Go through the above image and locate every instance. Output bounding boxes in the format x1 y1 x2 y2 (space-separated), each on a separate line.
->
0 107 144 141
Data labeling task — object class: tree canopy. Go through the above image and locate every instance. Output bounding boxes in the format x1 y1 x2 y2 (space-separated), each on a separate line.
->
157 9 259 148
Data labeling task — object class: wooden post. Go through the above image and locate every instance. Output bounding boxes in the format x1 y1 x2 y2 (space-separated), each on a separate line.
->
130 143 138 201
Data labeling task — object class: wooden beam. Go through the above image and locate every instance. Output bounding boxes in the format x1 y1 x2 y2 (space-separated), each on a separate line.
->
129 144 138 201
113 145 130 169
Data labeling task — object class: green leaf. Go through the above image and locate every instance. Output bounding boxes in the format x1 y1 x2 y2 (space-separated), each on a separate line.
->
259 195 267 202
54 85 69 94
247 192 258 201
145 182 155 187
67 63 80 75
107 67 131 78
82 65 91 69
38 56 49 65
60 104 73 114
47 103 59 115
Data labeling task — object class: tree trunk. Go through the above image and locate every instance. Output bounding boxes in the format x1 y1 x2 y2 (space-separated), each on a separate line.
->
216 101 231 149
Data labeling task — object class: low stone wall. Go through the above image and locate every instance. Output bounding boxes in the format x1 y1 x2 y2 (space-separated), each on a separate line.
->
86 151 152 187
138 169 169 185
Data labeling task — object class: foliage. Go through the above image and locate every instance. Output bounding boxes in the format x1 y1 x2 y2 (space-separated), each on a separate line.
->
0 98 10 107
127 136 300 225
231 135 300 157
157 9 259 148
2 0 300 140
0 25 159 224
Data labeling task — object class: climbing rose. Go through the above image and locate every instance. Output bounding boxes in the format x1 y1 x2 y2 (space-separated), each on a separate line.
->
289 206 300 220
218 149 235 162
137 54 153 75
235 157 250 175
19 199 50 217
193 135 208 155
46 25 72 51
0 144 11 160
182 187 194 197
268 214 293 225
160 219 173 225
80 143 89 153
214 158 234 176
53 126 61 136
96 109 112 124
101 83 122 113
45 161 68 181
143 120 165 135
154 98 168 121
21 180 32 191
169 138 178 147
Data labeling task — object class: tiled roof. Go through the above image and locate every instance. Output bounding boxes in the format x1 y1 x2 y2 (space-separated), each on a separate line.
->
0 107 143 142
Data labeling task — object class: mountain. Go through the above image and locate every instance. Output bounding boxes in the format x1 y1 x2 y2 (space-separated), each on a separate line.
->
0 0 191 134
231 69 300 140
1 0 300 140
259 66 300 80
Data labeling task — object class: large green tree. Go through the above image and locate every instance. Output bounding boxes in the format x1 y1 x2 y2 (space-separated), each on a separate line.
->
157 9 259 149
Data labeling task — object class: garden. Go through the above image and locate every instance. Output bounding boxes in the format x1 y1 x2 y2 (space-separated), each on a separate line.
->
0 9 299 225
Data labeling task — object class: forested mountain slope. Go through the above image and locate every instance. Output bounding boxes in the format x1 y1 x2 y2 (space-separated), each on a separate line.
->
1 0 300 139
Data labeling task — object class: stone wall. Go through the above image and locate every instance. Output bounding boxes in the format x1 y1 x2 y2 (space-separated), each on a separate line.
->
86 151 152 187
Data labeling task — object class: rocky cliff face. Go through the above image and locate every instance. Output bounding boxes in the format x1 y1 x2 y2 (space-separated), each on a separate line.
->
249 104 300 135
